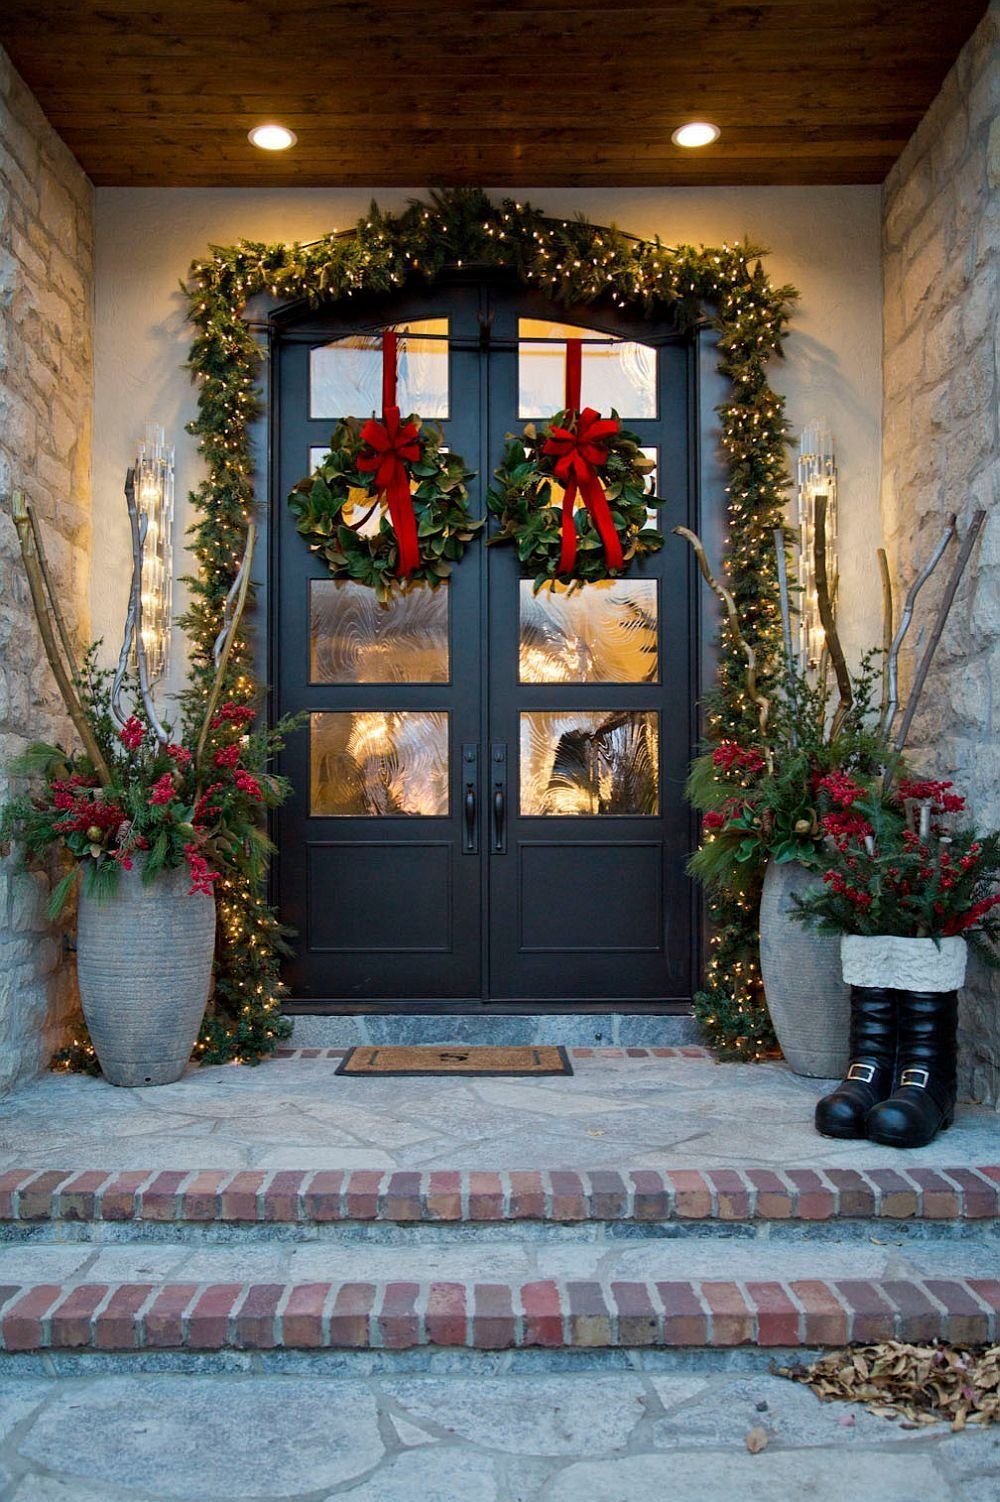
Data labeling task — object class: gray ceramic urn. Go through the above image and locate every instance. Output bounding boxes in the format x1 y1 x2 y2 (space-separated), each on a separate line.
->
76 861 216 1087
758 858 850 1079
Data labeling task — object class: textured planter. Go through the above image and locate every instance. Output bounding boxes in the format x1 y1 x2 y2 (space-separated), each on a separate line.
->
841 934 967 992
76 862 215 1087
758 859 851 1079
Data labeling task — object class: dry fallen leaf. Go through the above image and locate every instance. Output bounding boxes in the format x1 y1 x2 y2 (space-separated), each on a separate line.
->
777 1341 1000 1429
745 1426 770 1453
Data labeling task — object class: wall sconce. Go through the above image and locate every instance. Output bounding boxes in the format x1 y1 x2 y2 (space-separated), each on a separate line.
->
134 421 175 686
795 421 837 674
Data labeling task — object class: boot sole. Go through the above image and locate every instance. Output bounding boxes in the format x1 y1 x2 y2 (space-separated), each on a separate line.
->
868 1116 952 1149
815 1122 868 1140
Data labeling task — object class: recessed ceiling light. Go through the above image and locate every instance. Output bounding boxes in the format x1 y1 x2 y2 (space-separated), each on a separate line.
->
672 121 720 149
248 123 297 151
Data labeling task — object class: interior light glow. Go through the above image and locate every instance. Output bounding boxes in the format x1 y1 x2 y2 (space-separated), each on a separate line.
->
671 121 720 148
248 124 297 151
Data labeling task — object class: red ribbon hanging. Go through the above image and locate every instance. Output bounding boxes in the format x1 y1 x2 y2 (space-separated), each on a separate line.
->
542 338 623 576
356 329 421 578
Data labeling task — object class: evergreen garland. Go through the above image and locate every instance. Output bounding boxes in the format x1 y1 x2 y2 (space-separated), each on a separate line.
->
183 188 796 1062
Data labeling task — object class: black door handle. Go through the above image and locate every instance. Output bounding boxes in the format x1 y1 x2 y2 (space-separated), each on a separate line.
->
464 782 477 852
493 785 505 851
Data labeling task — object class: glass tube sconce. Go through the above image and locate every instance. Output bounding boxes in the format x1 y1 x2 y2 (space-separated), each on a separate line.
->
795 421 837 675
134 422 175 686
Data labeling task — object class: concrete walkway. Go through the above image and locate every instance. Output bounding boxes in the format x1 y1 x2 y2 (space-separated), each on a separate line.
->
1 1049 997 1173
0 1365 997 1500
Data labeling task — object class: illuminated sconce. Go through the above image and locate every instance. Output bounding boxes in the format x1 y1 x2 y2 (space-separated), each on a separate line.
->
134 421 175 685
795 421 837 675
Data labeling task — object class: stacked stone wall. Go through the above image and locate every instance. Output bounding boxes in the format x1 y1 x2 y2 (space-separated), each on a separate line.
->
881 5 1000 1103
0 47 93 1090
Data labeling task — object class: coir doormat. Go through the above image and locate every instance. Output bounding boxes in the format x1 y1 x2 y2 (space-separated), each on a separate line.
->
335 1045 573 1077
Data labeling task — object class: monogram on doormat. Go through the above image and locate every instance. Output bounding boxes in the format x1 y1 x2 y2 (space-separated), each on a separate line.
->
335 1045 573 1077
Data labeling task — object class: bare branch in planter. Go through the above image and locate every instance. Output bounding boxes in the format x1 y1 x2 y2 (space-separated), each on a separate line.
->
25 504 80 685
773 527 797 746
877 546 893 731
10 490 112 785
893 509 987 755
195 524 256 772
814 495 852 739
674 525 771 755
879 514 956 743
113 469 170 747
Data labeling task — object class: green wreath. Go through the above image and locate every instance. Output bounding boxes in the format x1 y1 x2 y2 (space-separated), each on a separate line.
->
487 410 664 590
288 414 480 602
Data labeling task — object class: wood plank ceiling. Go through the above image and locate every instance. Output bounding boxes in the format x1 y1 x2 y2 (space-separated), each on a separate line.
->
0 0 989 186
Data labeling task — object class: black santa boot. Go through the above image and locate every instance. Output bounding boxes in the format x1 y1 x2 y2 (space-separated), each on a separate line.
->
815 986 898 1139
866 990 958 1148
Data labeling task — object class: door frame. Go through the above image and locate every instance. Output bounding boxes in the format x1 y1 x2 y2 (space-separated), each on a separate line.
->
243 274 726 1016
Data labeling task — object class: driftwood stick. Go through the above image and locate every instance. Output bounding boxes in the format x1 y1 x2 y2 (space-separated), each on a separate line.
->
877 547 894 733
814 495 852 739
893 509 987 755
10 491 112 785
772 528 797 747
674 525 772 756
26 504 79 683
879 514 956 743
195 524 256 773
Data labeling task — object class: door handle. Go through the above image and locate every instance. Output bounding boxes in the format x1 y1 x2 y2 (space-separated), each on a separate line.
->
461 743 479 853
493 785 505 851
464 783 477 852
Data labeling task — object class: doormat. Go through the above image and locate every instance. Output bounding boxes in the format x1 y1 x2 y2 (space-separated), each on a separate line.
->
335 1045 573 1077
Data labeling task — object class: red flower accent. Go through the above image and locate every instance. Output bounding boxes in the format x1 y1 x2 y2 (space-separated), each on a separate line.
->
183 843 219 897
816 771 865 808
942 894 1000 935
149 773 176 806
193 782 224 826
166 744 192 767
820 810 873 850
702 809 727 832
119 716 145 751
213 743 241 770
712 742 765 776
234 769 262 801
210 702 256 730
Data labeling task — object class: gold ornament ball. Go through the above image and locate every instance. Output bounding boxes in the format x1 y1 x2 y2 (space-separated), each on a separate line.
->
86 824 103 842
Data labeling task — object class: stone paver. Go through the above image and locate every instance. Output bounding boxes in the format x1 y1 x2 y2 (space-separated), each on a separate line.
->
0 1369 996 1500
0 1053 996 1173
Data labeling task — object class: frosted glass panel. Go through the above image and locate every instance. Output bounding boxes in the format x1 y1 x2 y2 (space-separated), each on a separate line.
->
311 580 449 683
311 711 449 817
519 580 658 684
518 319 656 420
520 711 659 816
310 318 449 419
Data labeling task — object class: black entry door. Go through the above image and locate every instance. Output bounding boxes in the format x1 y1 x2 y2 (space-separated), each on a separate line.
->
271 277 696 1006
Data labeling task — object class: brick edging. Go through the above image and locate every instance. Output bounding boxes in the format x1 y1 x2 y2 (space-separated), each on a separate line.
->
0 1274 997 1353
1 1165 997 1226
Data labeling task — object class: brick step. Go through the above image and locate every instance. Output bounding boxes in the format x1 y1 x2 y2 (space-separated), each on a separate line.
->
1 1271 997 1354
2 1225 997 1354
3 1165 998 1229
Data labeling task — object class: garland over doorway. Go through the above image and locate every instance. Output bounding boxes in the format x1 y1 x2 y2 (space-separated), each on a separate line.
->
183 188 796 1061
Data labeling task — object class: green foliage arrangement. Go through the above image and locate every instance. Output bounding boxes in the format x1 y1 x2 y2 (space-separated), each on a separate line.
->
790 773 1000 964
288 415 479 601
488 413 663 588
184 188 796 1054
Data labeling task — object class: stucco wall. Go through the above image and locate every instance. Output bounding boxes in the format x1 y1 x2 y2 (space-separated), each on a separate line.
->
881 4 999 1105
0 47 93 1090
91 185 884 708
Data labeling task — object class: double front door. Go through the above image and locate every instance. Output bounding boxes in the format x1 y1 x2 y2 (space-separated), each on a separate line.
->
272 277 697 1006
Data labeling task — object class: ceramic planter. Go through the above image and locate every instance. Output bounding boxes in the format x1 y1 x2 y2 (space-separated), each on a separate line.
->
841 934 967 992
758 858 851 1078
76 861 216 1087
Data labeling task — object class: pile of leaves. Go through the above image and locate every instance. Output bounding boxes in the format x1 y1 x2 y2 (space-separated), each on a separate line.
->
780 1342 1000 1430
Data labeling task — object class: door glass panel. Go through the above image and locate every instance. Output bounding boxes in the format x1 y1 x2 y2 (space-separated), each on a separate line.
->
310 318 449 419
311 711 449 816
520 711 659 816
519 580 658 684
518 319 656 420
311 580 450 684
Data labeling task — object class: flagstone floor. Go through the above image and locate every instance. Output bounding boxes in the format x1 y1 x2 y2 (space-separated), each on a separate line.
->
1 1365 997 1501
0 1048 996 1173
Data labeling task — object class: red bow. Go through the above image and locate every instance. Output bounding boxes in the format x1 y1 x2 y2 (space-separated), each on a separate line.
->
543 406 624 575
357 406 421 578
